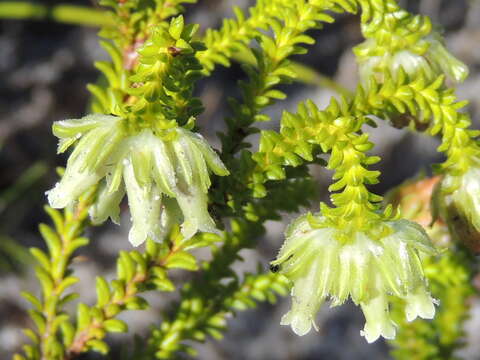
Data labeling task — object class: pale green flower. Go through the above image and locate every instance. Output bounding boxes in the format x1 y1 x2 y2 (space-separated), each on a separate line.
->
441 166 480 231
167 128 228 238
426 35 469 83
436 166 480 252
47 114 229 246
89 180 125 225
271 214 436 342
47 115 126 209
355 34 468 85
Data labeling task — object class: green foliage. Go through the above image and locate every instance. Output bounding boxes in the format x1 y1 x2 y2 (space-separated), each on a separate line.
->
144 271 289 359
198 0 357 76
134 219 289 359
14 0 480 359
64 228 218 358
126 15 205 127
213 0 347 222
16 190 95 360
252 97 385 231
89 0 199 119
91 12 205 130
251 68 479 231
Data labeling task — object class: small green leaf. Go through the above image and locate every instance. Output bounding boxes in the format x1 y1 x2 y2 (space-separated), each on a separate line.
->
76 303 91 330
104 304 121 318
35 266 54 295
57 276 79 294
28 309 46 333
58 293 79 308
129 250 147 275
29 248 51 270
90 307 104 322
169 16 184 40
206 327 224 340
21 291 42 311
125 296 149 310
118 251 136 282
103 319 128 333
164 251 198 271
50 314 70 334
145 239 159 257
39 224 61 258
67 237 89 253
111 279 126 301
61 321 75 346
22 329 39 344
44 206 63 231
152 277 175 292
87 339 109 354
96 277 111 307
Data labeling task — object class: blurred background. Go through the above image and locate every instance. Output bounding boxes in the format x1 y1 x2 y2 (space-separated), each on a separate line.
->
1 0 480 358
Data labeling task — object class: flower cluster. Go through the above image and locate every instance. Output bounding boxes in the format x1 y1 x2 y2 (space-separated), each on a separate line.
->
47 114 229 246
271 213 436 343
355 33 468 85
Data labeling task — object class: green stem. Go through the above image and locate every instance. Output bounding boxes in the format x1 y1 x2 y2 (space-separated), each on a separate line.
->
141 220 288 359
65 242 183 358
0 2 111 27
16 190 94 360
40 197 93 360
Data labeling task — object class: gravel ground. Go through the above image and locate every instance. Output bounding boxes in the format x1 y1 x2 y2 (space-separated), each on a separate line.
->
1 0 479 359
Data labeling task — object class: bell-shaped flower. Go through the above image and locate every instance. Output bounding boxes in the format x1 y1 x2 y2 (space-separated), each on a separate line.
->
118 132 170 246
47 114 229 246
89 179 125 225
355 34 468 85
47 114 126 209
168 128 227 239
271 214 436 343
436 166 480 252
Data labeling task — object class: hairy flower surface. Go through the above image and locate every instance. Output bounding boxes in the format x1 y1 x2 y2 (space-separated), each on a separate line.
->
355 34 468 85
47 114 229 246
271 214 436 343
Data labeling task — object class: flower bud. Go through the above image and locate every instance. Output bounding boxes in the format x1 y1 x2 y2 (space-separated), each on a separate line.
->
271 214 436 342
